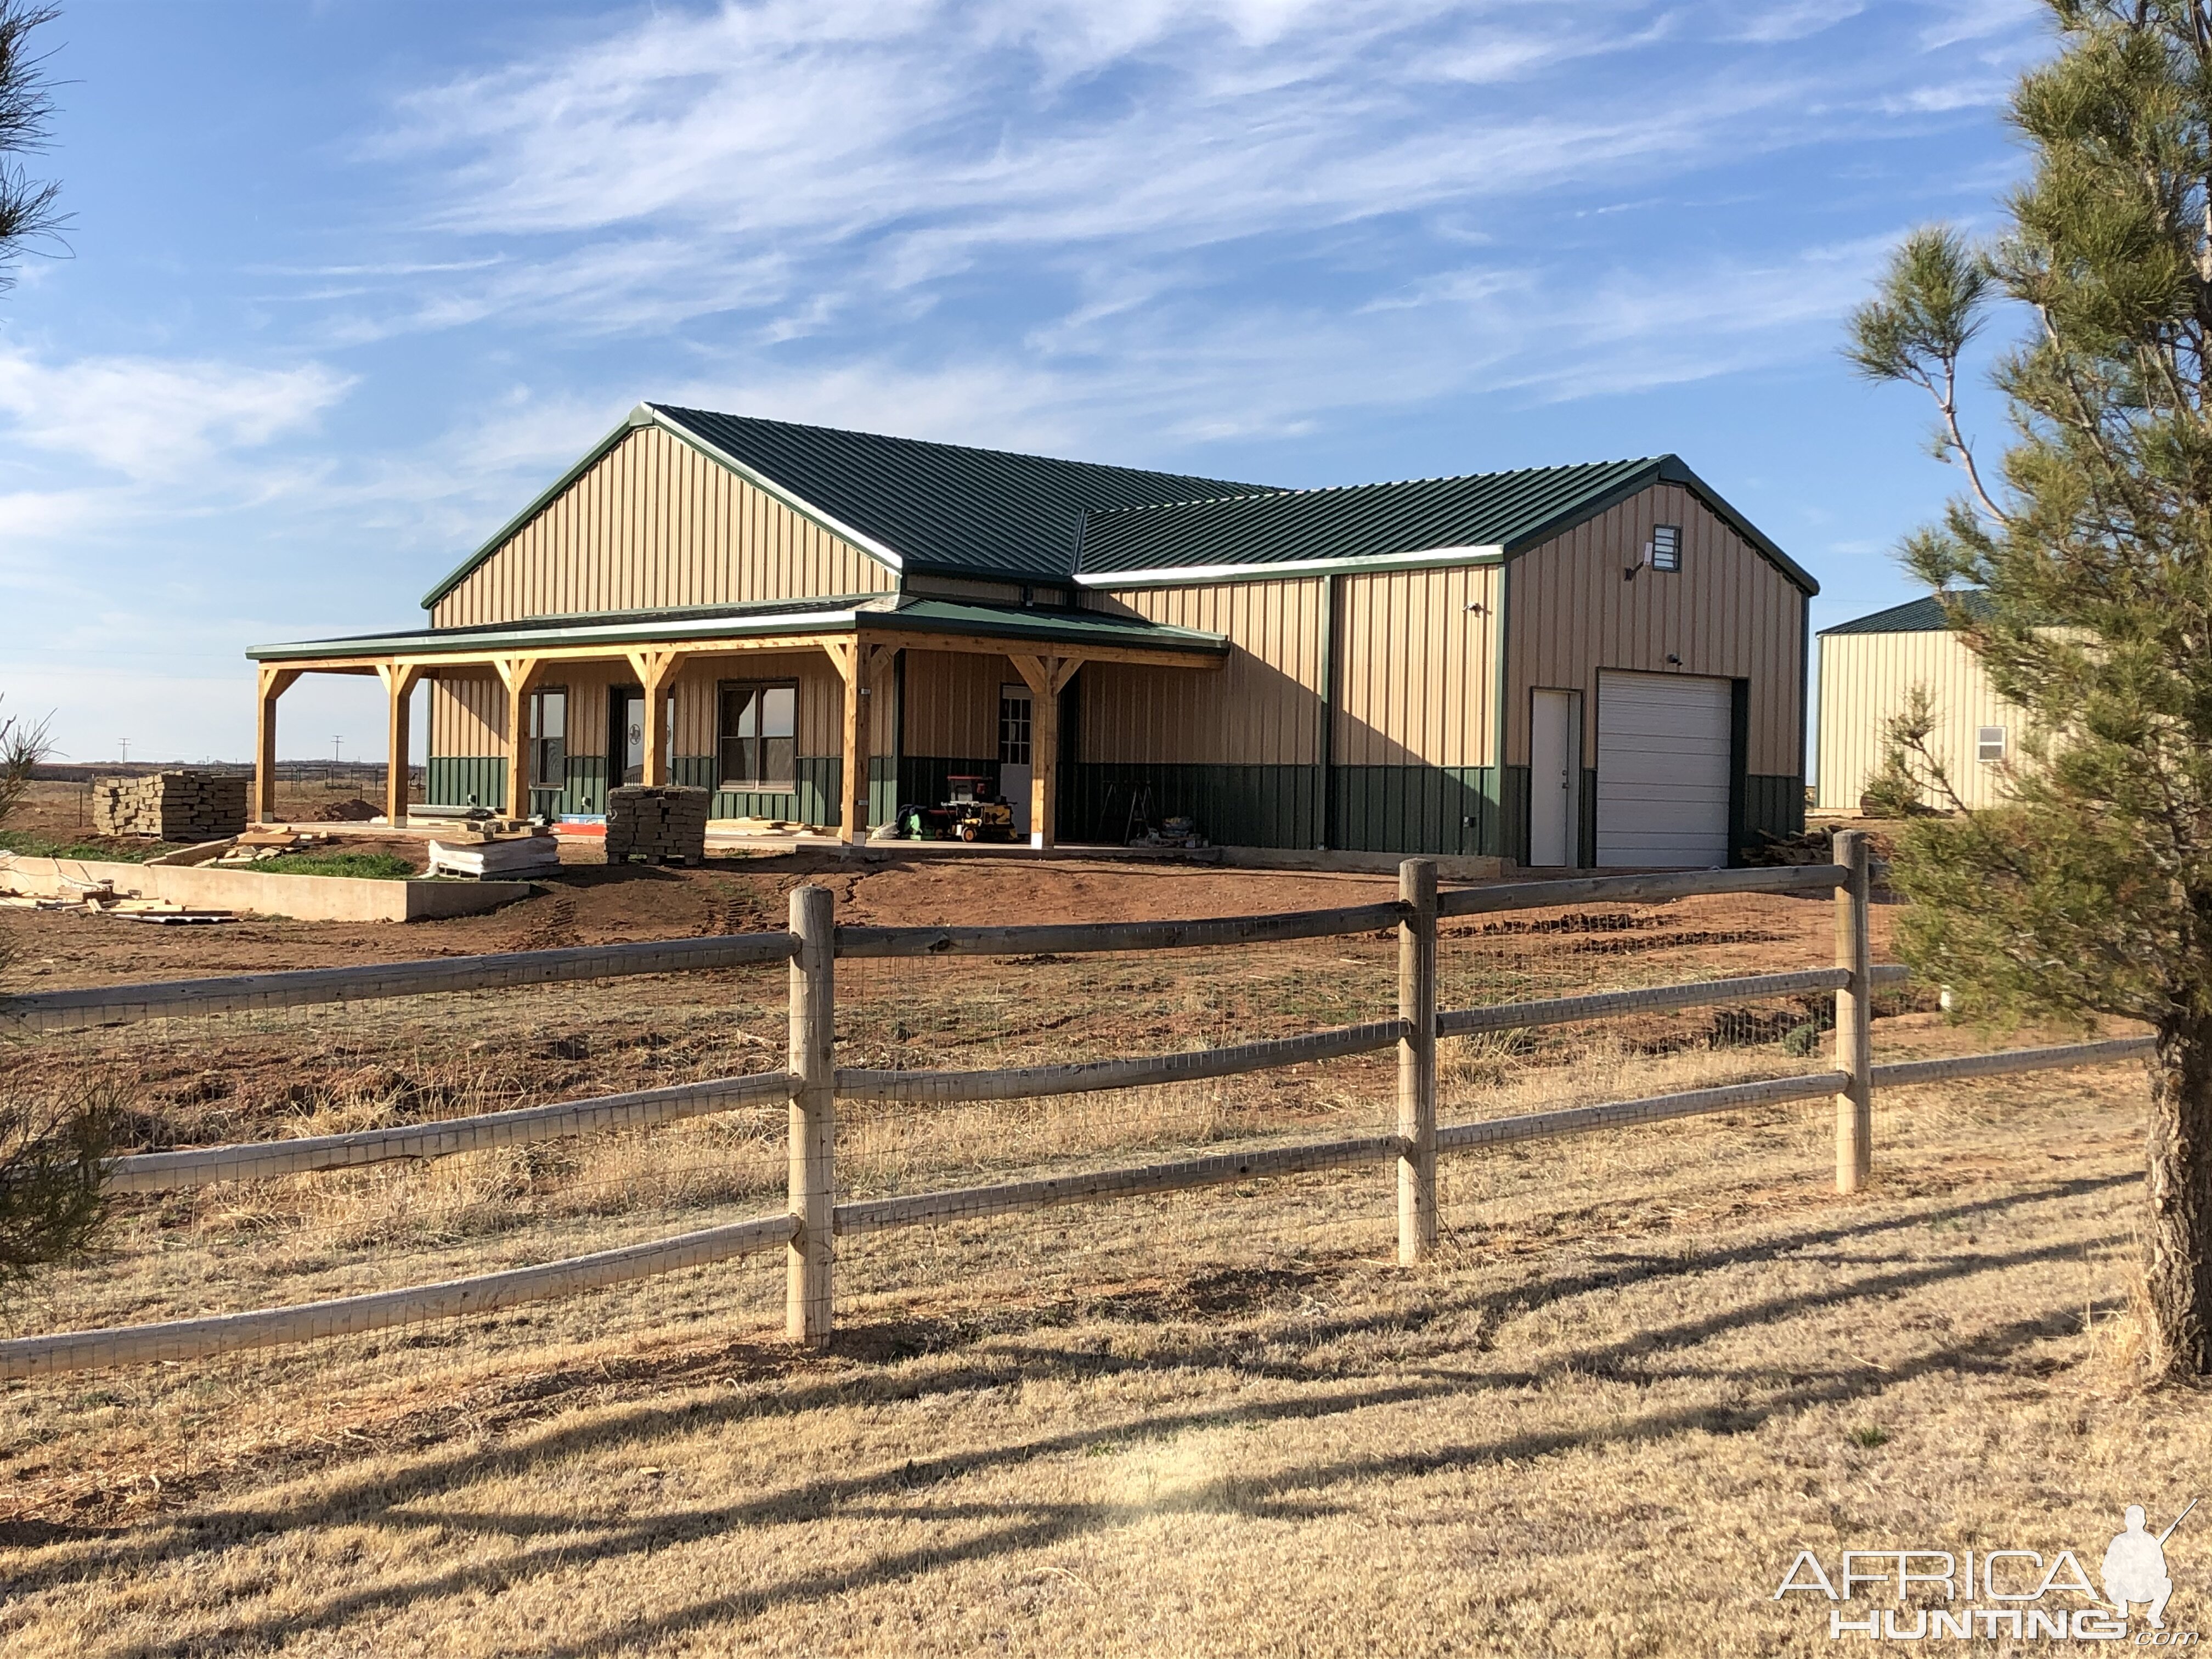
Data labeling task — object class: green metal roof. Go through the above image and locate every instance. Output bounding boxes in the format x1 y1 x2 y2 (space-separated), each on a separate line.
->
1819 591 1991 635
418 404 1279 607
1074 454 1818 593
247 596 1229 664
651 405 1276 584
419 406 1813 611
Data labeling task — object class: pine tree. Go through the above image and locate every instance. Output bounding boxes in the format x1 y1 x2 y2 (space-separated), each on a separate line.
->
0 1 62 289
1848 1 2212 1376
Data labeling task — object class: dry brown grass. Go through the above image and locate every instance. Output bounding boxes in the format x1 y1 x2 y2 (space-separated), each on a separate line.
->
0 891 2185 1655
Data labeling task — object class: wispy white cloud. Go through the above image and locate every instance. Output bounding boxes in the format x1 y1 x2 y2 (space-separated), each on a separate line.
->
0 347 352 483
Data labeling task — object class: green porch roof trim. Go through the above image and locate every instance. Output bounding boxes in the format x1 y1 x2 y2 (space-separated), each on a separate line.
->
249 597 1230 664
1819 591 1992 635
1073 454 1819 594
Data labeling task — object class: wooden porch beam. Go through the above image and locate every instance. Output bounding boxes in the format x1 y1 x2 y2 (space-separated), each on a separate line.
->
1007 653 1082 851
253 667 304 825
374 662 426 827
623 648 689 789
493 656 545 819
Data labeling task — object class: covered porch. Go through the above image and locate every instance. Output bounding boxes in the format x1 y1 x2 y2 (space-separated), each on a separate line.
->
245 599 1229 850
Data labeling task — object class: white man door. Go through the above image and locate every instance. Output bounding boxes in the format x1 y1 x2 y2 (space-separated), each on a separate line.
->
998 682 1033 837
1594 670 1733 868
1528 688 1583 867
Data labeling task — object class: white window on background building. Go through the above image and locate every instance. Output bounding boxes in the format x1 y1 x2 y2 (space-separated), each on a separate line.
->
1649 524 1683 572
1977 725 2008 764
528 687 566 789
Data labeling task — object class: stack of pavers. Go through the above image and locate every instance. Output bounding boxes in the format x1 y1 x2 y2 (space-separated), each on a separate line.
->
92 770 250 840
606 785 710 866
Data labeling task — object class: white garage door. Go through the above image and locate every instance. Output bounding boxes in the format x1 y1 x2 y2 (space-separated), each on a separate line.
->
1595 671 1732 868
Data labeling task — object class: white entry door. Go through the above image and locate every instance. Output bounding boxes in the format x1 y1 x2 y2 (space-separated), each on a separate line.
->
1528 689 1582 867
998 683 1033 836
1595 670 1732 868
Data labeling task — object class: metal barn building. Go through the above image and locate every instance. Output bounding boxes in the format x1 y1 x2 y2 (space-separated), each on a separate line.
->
249 404 1817 868
1815 593 2017 814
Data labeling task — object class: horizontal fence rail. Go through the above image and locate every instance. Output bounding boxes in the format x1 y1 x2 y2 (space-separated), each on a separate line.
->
102 1070 796 1193
1436 864 1846 919
836 1019 1409 1104
7 847 2170 1378
1437 1071 1848 1151
0 1211 798 1379
1438 969 1849 1038
835 1133 1409 1237
0 932 801 1035
834 900 1409 960
1872 1036 2155 1090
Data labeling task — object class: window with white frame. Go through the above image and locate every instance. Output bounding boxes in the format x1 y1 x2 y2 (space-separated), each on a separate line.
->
1977 725 2007 763
1649 524 1682 572
528 687 567 789
998 689 1032 765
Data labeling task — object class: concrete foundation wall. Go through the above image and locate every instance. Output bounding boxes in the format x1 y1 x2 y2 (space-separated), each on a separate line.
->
1 857 532 922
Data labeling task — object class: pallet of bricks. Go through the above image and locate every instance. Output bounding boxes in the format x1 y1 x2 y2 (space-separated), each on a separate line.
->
92 771 249 840
606 786 709 866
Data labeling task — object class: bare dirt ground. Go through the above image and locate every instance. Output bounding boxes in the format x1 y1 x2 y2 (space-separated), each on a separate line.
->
0 782 2180 1656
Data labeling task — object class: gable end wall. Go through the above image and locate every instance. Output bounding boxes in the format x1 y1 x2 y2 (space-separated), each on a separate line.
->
431 424 897 628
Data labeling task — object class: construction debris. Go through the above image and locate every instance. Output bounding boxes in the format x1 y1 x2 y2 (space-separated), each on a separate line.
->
216 829 329 866
606 786 709 866
142 838 239 868
92 770 250 840
0 877 234 922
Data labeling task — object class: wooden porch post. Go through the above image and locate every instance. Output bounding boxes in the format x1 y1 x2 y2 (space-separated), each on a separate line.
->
824 640 866 845
375 662 423 826
851 644 898 842
493 656 544 820
253 667 302 825
624 649 687 789
1009 654 1082 850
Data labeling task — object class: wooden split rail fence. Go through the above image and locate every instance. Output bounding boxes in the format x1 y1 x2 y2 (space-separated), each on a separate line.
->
0 831 2155 1378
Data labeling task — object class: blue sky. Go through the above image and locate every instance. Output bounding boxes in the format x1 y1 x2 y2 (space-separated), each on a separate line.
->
0 0 2045 765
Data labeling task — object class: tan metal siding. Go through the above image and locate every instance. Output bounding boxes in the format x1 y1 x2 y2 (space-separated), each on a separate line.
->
1506 483 1804 776
901 649 1014 757
1081 579 1324 764
1334 565 1499 767
676 649 845 758
1815 629 2020 811
431 425 897 628
430 675 507 757
902 573 1069 606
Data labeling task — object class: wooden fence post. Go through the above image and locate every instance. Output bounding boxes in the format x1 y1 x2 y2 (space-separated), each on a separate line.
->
1833 828 1873 1194
788 884 836 1343
1399 857 1438 1262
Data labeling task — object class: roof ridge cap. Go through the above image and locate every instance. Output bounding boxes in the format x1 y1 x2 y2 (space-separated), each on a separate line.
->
644 402 1272 489
1080 456 1664 521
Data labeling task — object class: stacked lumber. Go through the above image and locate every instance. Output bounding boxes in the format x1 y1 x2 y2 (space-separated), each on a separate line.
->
92 771 250 840
428 832 560 879
607 786 709 866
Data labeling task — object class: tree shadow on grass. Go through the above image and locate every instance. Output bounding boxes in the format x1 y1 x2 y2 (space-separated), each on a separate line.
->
23 1173 2131 1656
3 1172 2124 1576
